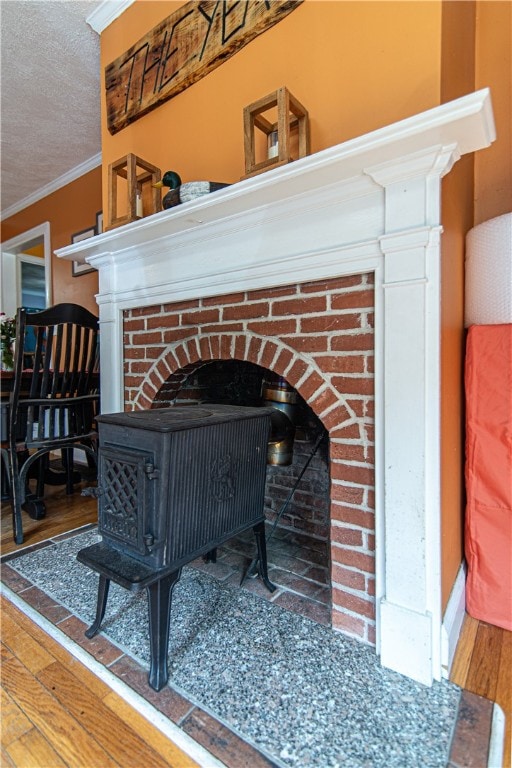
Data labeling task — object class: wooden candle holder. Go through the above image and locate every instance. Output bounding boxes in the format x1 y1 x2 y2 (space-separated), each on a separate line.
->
107 154 162 231
242 87 310 179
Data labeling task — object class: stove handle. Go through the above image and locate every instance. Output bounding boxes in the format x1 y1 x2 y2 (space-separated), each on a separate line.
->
144 463 160 480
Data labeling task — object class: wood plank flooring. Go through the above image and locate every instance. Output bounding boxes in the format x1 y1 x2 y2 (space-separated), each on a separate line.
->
1 486 511 767
1 486 201 768
1 480 98 554
1 596 199 768
451 613 512 767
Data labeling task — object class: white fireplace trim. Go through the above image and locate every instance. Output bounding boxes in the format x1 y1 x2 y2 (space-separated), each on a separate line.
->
57 89 495 686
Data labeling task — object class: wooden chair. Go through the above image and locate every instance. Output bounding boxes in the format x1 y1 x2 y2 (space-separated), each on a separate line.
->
7 303 100 544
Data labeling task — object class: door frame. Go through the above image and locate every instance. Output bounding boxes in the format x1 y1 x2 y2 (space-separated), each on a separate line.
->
1 222 52 315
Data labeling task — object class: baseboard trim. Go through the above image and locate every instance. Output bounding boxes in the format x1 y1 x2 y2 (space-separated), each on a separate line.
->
441 562 466 678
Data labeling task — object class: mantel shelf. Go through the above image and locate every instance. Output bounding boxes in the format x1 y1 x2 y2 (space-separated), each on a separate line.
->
56 89 494 268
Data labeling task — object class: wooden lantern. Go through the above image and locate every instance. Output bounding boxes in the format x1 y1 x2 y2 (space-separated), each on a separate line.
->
242 87 310 179
106 154 162 231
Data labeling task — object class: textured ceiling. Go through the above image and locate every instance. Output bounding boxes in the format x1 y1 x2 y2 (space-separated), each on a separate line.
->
1 0 103 218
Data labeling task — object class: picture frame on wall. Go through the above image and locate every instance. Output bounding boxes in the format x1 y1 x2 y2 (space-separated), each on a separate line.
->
71 226 96 276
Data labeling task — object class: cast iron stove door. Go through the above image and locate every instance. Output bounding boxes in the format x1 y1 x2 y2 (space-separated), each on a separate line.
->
98 444 157 558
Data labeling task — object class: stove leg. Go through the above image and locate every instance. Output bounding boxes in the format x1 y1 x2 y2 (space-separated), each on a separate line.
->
146 569 182 691
253 522 276 593
85 575 110 639
203 548 217 563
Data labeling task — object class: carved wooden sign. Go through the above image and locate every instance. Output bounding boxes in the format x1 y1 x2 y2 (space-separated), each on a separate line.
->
105 0 303 135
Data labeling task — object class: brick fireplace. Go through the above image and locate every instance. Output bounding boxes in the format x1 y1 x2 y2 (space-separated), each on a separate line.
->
58 89 495 685
123 272 376 642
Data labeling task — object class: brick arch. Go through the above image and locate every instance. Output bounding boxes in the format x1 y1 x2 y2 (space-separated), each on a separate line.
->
136 331 376 639
133 331 358 438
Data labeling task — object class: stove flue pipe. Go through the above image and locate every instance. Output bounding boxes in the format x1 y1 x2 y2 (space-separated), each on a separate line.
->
262 376 297 466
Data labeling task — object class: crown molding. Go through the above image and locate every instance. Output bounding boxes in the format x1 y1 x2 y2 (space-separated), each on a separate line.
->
1 153 102 222
87 0 136 34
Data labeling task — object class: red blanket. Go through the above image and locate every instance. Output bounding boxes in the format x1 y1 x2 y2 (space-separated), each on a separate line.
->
465 324 512 630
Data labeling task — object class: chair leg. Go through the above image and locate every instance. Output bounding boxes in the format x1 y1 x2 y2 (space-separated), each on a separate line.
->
84 443 98 480
35 454 47 499
1 447 11 502
9 450 24 545
62 448 74 495
21 453 46 521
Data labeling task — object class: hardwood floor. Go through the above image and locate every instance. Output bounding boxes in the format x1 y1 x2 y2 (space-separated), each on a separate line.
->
1 596 199 768
451 614 512 767
1 487 511 767
0 480 98 554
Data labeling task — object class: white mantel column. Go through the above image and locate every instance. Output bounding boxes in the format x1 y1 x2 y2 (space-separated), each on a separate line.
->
366 145 459 685
94 254 125 414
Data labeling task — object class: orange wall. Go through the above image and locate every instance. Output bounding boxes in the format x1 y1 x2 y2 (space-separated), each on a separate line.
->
438 1 512 608
23 244 45 258
0 168 101 315
100 0 443 209
440 1 476 609
474 0 512 224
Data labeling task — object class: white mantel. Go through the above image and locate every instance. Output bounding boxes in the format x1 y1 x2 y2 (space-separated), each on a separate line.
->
57 89 495 686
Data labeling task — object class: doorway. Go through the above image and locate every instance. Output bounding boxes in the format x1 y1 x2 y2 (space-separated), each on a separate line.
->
1 222 52 315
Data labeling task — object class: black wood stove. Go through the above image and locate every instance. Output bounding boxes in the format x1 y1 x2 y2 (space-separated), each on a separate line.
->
77 404 275 691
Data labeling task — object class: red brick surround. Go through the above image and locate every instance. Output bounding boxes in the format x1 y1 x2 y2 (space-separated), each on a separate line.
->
123 273 376 643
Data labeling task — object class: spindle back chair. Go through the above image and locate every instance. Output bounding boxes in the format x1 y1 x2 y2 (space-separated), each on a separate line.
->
7 303 99 544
